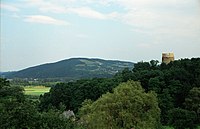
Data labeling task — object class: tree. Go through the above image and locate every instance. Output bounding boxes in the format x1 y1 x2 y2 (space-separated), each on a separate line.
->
120 68 134 82
185 87 200 124
0 78 9 88
158 89 174 124
37 109 75 129
168 108 197 129
148 77 165 93
0 78 76 129
150 60 159 68
39 78 119 112
79 81 161 129
0 78 30 128
133 61 150 72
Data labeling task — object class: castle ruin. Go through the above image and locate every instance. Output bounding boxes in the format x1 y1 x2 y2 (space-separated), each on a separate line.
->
162 53 174 64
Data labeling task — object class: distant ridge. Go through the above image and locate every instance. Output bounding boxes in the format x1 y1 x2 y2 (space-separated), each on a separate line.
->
4 58 134 80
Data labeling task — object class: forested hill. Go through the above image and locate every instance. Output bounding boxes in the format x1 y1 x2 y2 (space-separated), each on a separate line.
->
5 58 134 79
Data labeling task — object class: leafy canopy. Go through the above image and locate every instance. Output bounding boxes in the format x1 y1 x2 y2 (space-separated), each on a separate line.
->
79 81 161 129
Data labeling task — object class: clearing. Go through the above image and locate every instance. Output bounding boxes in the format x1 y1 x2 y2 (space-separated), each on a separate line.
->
24 86 50 96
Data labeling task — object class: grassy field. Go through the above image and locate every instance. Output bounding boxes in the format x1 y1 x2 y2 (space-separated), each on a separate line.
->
24 86 50 96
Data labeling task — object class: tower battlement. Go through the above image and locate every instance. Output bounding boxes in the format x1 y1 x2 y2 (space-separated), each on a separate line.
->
162 53 174 64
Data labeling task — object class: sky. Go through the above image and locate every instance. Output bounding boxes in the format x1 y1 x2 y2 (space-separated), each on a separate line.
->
0 0 200 72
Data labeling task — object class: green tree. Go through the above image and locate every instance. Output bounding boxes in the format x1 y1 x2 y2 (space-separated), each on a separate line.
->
150 60 159 68
185 87 200 124
0 78 9 88
79 81 161 129
168 108 197 129
0 78 31 128
0 78 76 129
158 89 174 124
120 68 134 82
148 77 165 93
37 109 75 129
39 78 119 112
133 61 151 72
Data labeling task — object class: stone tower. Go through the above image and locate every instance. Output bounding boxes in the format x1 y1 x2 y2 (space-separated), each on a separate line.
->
162 53 174 64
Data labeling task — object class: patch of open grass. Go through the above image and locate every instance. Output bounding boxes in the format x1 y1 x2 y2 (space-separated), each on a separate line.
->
24 86 50 96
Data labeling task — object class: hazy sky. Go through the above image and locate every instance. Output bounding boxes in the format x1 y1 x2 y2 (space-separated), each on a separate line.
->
1 0 200 71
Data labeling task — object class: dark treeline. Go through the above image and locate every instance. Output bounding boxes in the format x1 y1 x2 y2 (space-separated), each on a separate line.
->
39 78 120 113
0 58 200 129
9 78 61 87
115 58 200 128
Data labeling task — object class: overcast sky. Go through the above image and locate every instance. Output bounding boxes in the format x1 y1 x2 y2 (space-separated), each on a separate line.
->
1 0 200 71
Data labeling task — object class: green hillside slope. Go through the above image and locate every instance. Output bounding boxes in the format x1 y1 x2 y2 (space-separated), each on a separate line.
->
6 58 134 79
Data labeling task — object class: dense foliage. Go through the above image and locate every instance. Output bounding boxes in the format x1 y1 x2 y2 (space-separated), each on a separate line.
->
39 78 120 112
115 58 200 128
0 78 77 129
39 58 200 129
1 58 200 129
79 81 161 129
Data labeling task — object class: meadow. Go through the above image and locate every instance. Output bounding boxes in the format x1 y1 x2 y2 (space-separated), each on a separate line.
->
24 86 50 96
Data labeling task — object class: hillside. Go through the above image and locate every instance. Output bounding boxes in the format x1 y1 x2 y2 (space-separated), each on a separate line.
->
5 58 134 79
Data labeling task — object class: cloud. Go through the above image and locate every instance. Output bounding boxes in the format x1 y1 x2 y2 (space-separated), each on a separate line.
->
2 0 200 37
68 7 106 20
23 0 67 13
113 0 200 40
22 0 108 20
0 3 20 12
24 15 70 26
